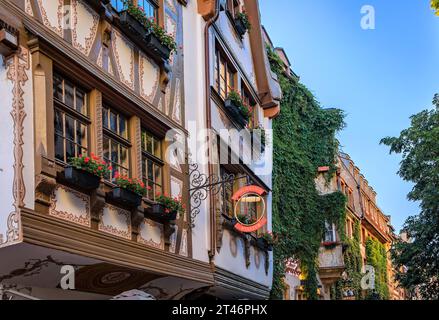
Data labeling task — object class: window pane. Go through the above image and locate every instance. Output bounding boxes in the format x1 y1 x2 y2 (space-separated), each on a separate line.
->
55 109 63 134
119 115 127 139
154 164 162 185
110 111 117 133
111 140 118 163
155 185 162 198
111 0 123 11
138 0 157 19
55 134 64 161
103 108 108 129
141 131 146 151
227 69 234 92
76 89 86 115
64 80 74 108
53 75 63 101
148 181 154 199
142 159 147 183
153 138 161 157
66 140 75 161
65 115 75 141
120 146 128 168
77 122 87 147
146 134 153 154
148 160 153 180
214 51 219 90
103 136 110 160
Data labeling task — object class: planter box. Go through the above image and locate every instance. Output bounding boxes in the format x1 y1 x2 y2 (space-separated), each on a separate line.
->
224 99 248 127
234 18 247 37
119 11 147 38
146 203 177 221
108 187 142 208
64 166 101 191
144 33 172 61
322 241 339 250
119 11 172 62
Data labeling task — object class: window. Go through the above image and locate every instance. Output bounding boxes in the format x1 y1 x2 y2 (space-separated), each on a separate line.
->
110 0 124 11
241 84 256 127
141 129 163 200
324 222 336 243
346 188 354 209
53 73 89 163
214 48 236 100
221 166 234 218
227 0 240 18
138 0 158 20
103 107 130 180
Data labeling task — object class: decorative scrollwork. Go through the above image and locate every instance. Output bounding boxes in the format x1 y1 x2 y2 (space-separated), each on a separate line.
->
188 161 245 228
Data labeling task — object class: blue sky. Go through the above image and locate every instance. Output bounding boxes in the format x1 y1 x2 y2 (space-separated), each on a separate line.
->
260 0 439 232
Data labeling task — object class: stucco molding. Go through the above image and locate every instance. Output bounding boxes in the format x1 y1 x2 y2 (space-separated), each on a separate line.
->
1 46 30 247
49 184 91 228
71 0 100 56
98 204 132 240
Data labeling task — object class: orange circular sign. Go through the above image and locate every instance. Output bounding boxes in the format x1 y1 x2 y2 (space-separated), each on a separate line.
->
233 186 267 233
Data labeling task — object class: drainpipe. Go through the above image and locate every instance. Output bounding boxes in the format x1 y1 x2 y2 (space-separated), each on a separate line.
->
204 0 221 261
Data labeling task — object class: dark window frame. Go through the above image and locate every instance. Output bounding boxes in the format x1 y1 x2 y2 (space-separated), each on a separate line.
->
141 129 164 201
53 73 90 164
214 47 237 100
102 106 131 180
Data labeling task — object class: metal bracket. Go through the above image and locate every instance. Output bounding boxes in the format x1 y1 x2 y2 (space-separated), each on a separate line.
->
188 162 246 228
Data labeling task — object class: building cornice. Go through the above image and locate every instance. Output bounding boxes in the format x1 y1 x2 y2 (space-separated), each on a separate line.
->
21 208 215 285
213 267 270 300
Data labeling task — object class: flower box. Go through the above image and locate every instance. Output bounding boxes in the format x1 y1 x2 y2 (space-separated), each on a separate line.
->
322 241 339 249
63 166 101 191
144 32 172 61
146 203 177 221
234 18 247 37
119 11 172 62
225 98 248 127
108 187 142 208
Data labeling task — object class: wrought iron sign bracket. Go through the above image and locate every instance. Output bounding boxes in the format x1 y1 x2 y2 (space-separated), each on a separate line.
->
188 162 247 228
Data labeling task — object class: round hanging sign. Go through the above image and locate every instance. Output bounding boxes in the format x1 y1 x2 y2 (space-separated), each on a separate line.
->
233 185 268 233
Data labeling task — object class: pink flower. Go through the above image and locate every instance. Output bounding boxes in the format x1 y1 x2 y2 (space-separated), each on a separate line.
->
84 157 90 164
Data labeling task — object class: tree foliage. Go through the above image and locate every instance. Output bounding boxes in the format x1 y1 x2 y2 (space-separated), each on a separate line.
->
380 94 439 300
432 0 439 16
268 47 346 299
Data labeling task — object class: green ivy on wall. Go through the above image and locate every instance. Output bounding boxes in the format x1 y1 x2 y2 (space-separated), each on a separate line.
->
333 220 363 300
365 237 390 299
268 47 346 300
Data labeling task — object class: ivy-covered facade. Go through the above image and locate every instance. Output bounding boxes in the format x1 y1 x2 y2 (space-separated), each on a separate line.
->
265 35 346 300
266 35 403 300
